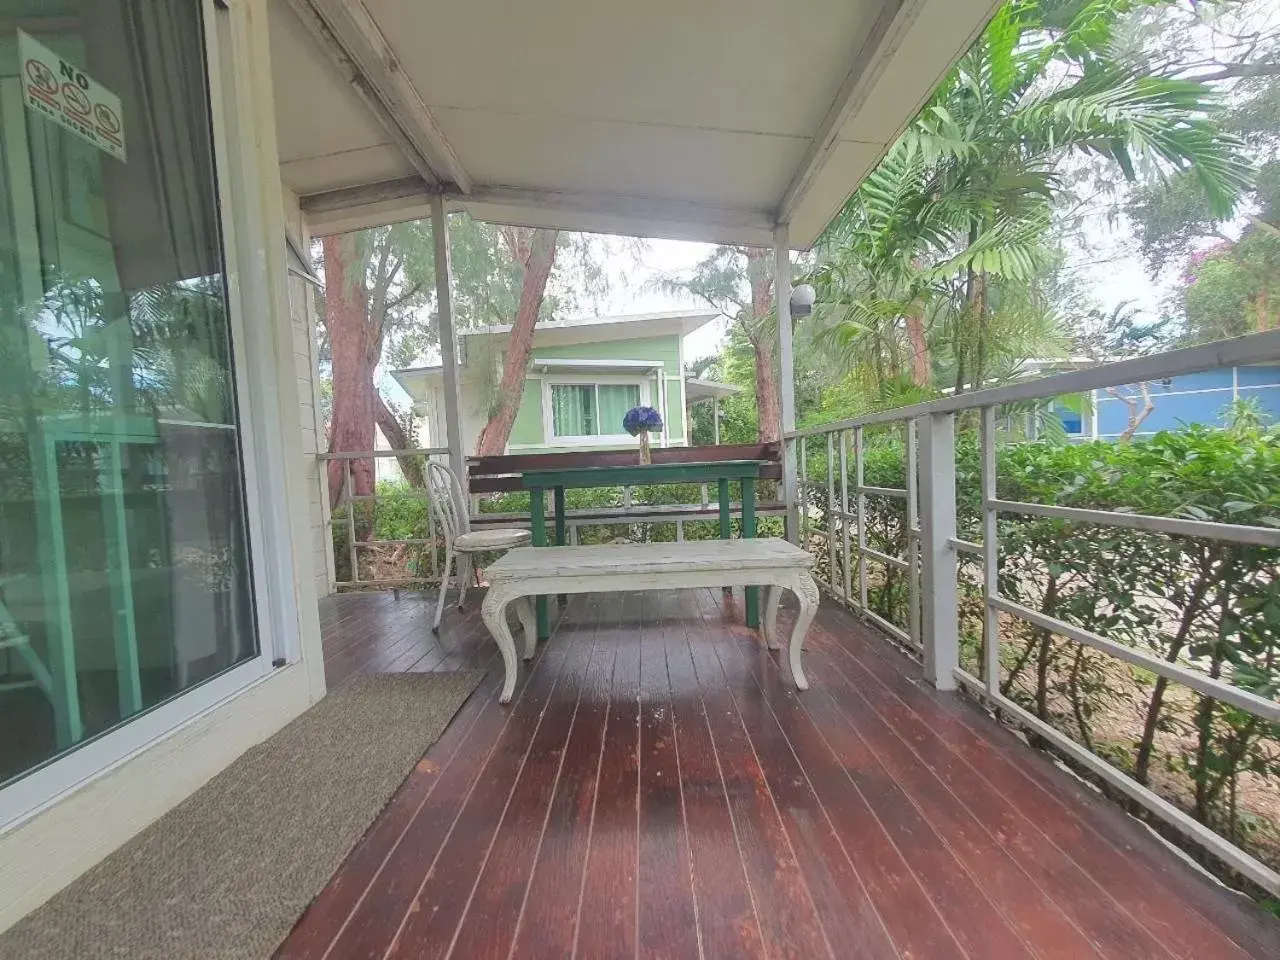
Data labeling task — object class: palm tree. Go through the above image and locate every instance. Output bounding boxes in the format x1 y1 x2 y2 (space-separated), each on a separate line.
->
814 0 1253 399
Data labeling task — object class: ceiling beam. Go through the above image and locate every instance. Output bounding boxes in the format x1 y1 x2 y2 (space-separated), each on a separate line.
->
456 185 775 237
775 0 920 224
301 180 775 243
300 176 428 216
283 0 472 193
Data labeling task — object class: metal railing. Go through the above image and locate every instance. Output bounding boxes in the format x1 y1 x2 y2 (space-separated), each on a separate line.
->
320 447 449 589
784 329 1280 896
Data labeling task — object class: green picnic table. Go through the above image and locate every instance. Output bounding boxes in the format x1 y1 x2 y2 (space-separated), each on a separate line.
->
521 459 763 639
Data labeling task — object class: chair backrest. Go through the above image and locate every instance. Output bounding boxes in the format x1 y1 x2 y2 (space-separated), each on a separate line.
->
426 460 470 544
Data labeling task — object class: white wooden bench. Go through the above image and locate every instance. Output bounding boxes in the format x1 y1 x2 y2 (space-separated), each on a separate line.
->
480 538 819 703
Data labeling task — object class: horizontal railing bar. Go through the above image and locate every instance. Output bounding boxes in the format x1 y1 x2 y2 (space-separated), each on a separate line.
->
991 499 1280 548
319 448 447 460
786 330 1280 438
864 608 915 647
333 578 437 587
859 485 908 499
991 597 1280 722
863 546 909 571
952 668 1280 896
338 492 430 504
472 504 785 523
351 538 432 547
951 537 983 555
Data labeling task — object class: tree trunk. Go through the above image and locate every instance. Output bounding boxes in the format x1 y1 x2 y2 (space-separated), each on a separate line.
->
746 247 782 443
475 228 558 456
1111 381 1155 442
323 233 377 509
1133 563 1217 785
375 394 425 488
904 306 931 388
753 336 782 443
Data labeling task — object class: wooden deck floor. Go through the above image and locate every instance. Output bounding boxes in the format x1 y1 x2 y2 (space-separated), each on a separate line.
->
278 588 1279 960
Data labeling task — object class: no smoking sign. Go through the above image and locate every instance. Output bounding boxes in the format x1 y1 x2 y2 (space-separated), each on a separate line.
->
18 30 127 162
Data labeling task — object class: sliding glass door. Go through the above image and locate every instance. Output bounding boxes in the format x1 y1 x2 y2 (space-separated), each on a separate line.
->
0 1 258 787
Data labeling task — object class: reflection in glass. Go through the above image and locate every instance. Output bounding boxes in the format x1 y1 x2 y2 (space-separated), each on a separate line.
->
0 1 257 786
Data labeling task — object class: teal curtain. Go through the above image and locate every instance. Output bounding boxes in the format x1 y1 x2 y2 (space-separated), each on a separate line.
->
598 384 640 435
551 384 595 437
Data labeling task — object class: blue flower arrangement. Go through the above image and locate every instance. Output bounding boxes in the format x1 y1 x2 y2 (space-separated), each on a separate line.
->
623 406 663 463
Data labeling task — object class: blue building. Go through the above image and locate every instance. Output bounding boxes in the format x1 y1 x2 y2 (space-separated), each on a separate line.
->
1055 364 1280 439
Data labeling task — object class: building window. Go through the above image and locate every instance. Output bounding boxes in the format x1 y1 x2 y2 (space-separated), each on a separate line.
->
0 1 258 787
550 383 642 438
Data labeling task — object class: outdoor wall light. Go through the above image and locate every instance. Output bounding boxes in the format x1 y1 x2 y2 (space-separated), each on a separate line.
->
790 283 816 317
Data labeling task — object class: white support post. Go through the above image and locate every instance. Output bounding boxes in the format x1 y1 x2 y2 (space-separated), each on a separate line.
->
712 396 720 445
775 224 799 541
430 194 467 489
919 412 959 690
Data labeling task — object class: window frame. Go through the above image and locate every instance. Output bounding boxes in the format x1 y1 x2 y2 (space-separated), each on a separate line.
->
0 0 295 830
540 374 652 446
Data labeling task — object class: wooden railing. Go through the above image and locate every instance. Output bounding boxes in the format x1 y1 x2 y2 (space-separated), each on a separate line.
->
319 442 785 587
468 442 784 543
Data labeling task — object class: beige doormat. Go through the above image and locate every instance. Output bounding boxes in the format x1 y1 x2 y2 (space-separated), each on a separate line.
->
0 670 485 960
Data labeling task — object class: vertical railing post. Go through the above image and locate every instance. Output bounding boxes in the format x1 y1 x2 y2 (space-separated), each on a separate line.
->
854 426 867 611
906 418 921 650
981 406 1000 694
919 412 958 690
797 436 808 547
825 431 837 590
839 429 852 602
344 458 358 586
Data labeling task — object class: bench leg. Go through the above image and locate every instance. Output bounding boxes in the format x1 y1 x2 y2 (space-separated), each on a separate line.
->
481 587 520 704
763 585 783 651
789 572 819 692
516 596 537 660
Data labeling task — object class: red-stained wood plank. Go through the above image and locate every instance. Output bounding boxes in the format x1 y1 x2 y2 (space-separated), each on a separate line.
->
802 639 1120 958
663 601 767 960
575 593 642 959
818 605 1277 960
323 604 434 684
694 590 900 960
447 595 604 960
509 598 616 957
702 603 966 960
321 598 579 959
275 651 499 959
685 595 835 960
290 589 1278 960
636 593 701 960
382 596 588 959
762 623 1032 958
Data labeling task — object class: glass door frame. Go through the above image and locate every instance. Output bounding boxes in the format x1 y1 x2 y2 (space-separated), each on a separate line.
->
0 0 301 831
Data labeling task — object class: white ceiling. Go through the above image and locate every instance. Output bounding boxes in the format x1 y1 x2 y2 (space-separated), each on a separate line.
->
270 0 1000 247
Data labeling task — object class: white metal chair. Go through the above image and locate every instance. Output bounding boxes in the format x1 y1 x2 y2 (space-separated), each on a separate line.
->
426 460 532 632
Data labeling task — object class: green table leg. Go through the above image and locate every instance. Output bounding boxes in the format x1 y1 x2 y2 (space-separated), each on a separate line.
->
743 477 759 628
554 487 566 546
718 478 730 538
530 487 550 639
718 478 732 597
554 486 567 604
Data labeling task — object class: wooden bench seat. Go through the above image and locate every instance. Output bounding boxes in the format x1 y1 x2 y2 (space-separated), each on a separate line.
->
481 539 819 703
